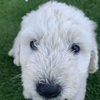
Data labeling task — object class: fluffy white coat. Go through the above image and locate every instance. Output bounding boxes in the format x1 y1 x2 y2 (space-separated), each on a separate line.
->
9 1 98 100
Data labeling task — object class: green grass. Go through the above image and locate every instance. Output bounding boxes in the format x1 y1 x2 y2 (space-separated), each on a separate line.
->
0 0 100 100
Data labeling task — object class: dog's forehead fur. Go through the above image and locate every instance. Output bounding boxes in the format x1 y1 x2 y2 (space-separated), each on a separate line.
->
20 1 96 41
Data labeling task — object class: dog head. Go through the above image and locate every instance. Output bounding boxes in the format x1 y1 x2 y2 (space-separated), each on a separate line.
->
9 1 98 100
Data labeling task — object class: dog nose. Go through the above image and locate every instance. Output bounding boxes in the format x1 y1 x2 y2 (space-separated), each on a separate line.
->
36 82 61 98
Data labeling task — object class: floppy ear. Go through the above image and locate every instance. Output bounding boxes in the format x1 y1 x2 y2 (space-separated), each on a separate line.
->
8 13 30 66
88 39 98 73
8 34 21 66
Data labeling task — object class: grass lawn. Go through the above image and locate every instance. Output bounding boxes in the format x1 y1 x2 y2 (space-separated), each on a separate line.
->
0 0 100 100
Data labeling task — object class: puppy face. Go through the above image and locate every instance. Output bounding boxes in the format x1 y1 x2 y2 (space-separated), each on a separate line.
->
9 1 98 100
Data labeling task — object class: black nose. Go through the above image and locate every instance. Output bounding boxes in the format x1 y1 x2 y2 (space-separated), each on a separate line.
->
36 82 61 98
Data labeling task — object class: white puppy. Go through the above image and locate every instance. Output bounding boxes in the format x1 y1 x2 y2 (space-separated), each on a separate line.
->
8 1 98 100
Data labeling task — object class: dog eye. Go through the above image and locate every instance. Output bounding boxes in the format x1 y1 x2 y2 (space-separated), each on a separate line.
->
30 40 38 50
71 44 80 54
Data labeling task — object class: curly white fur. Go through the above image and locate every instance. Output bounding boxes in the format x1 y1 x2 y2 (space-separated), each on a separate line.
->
8 1 98 100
